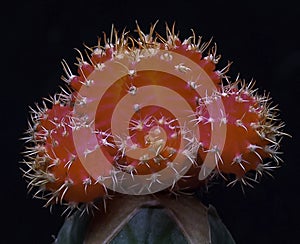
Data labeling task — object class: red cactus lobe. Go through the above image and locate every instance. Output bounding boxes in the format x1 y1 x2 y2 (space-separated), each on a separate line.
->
196 85 279 181
30 102 107 205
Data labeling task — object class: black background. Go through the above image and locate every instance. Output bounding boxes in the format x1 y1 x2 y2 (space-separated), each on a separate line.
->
2 0 299 243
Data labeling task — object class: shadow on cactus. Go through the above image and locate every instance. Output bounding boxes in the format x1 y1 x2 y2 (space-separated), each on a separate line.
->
20 21 289 242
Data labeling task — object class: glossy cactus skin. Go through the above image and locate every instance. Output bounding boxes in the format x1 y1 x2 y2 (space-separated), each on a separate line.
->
21 22 288 213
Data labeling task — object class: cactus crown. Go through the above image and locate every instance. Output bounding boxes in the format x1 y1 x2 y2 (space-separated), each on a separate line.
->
21 22 288 215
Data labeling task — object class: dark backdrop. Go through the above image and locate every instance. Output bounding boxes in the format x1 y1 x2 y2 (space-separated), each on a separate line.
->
2 0 299 243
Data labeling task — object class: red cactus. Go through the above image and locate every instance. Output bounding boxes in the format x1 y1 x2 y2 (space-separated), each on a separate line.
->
21 22 287 213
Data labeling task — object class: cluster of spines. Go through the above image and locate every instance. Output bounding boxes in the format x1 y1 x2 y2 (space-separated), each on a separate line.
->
21 22 288 214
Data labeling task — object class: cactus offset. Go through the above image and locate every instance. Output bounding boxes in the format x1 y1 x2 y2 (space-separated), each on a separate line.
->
21 22 288 213
196 80 287 187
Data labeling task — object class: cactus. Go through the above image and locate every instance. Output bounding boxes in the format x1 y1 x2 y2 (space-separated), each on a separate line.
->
21 21 288 219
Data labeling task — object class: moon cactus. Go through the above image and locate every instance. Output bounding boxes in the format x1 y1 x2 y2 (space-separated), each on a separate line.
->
21 22 288 215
